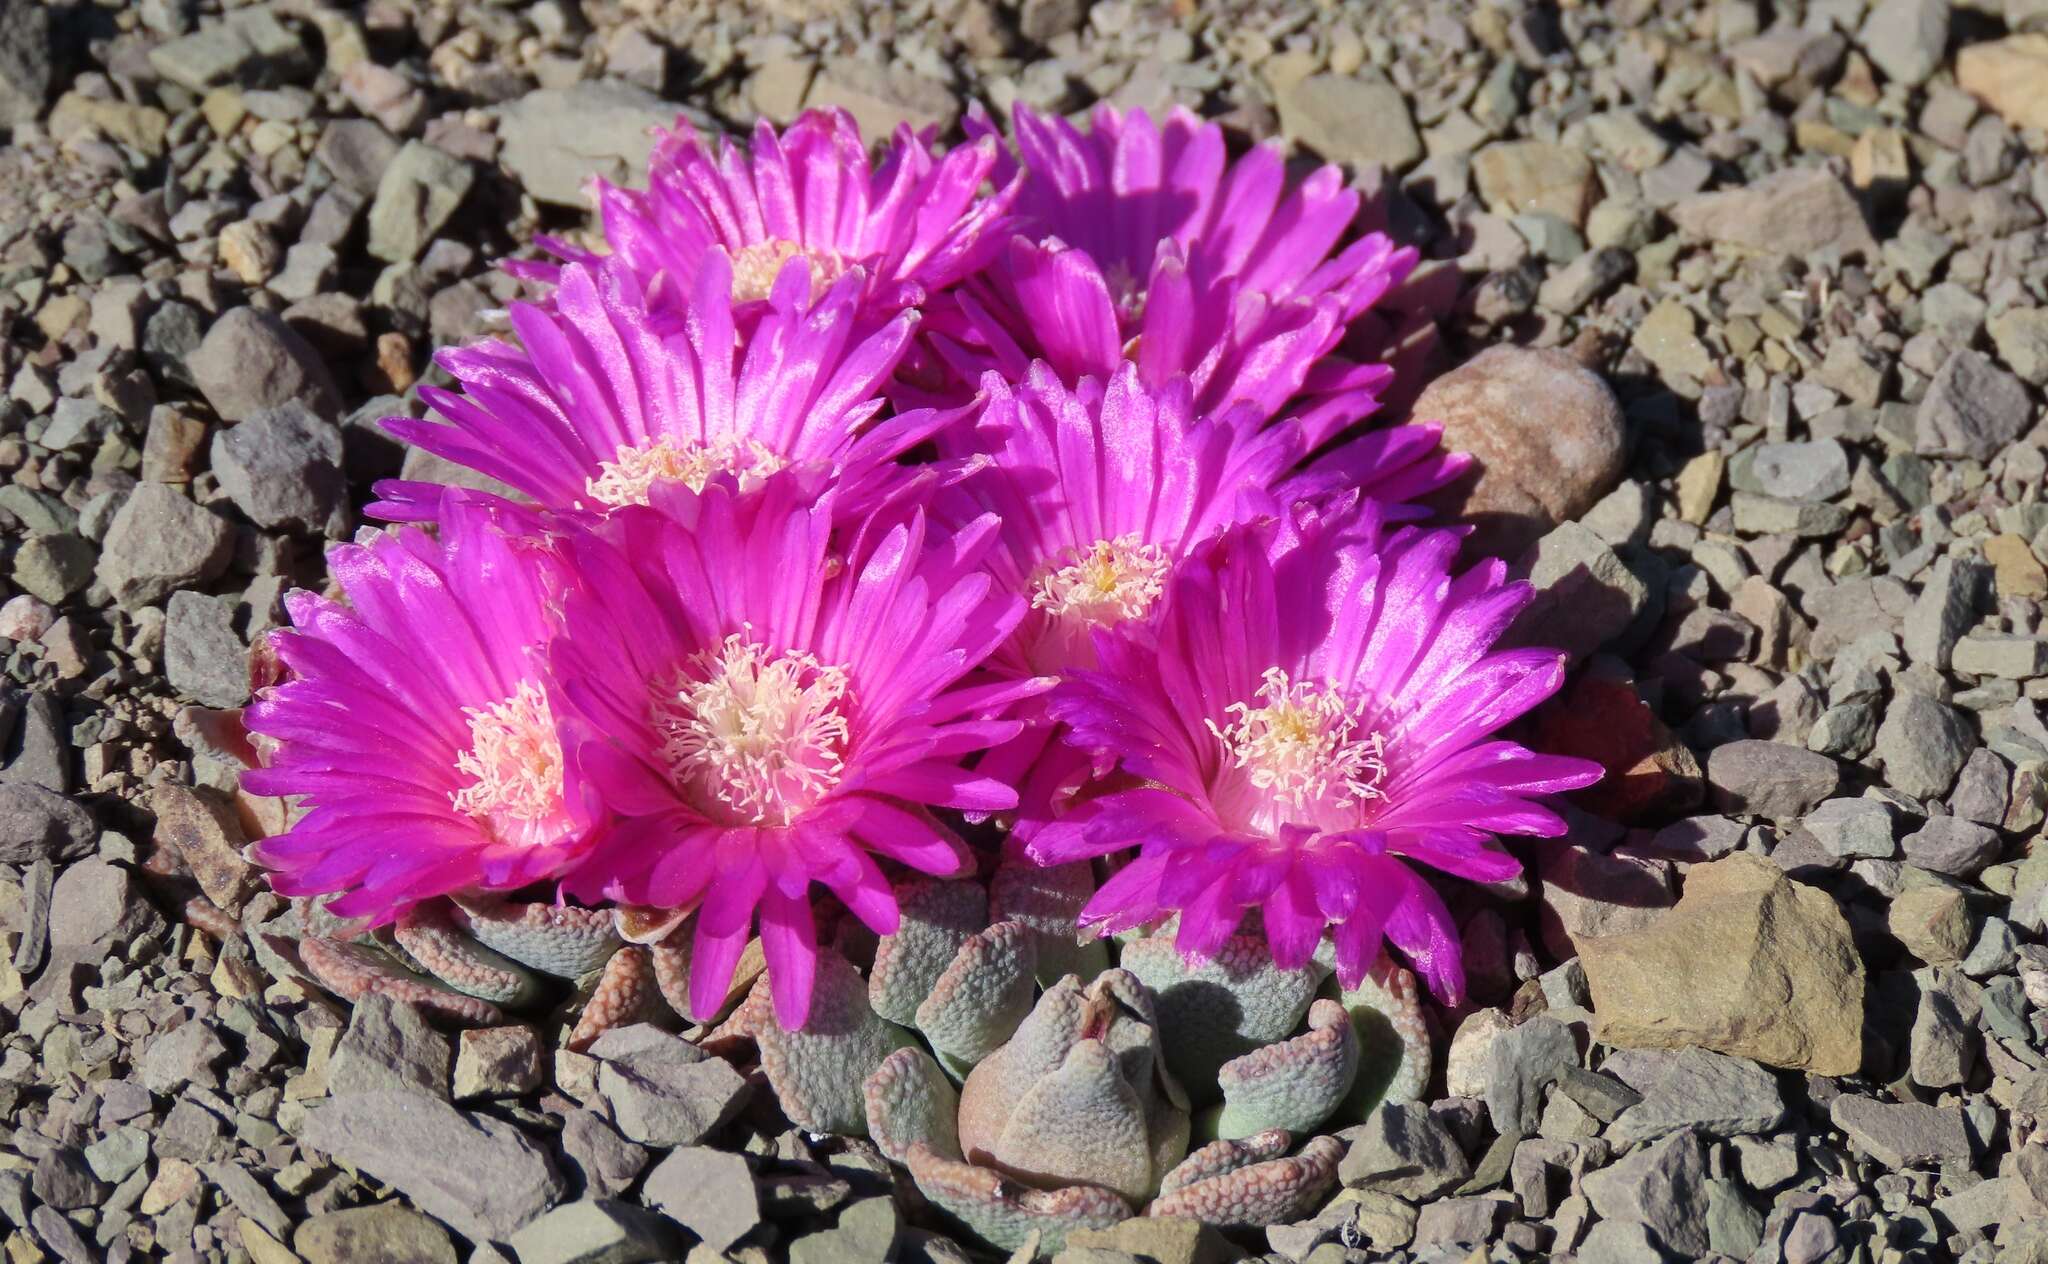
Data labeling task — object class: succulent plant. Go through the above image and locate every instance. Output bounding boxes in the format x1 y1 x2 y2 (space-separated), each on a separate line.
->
702 861 1432 1255
271 891 728 1051
242 832 1427 1257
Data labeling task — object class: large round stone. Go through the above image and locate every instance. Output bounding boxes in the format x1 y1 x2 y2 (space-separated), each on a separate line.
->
1412 345 1627 558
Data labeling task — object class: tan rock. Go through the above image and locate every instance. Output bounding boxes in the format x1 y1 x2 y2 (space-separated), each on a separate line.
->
1985 534 2048 600
238 1217 301 1264
47 91 170 157
218 220 279 287
1472 140 1598 227
1411 345 1627 559
747 56 816 125
1957 35 2048 133
1888 883 1973 966
1675 451 1724 525
294 1204 458 1264
1850 127 1911 194
1575 853 1865 1075
1275 71 1423 171
1633 299 1715 382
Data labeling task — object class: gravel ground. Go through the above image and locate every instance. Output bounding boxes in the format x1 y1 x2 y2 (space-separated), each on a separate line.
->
4 0 2048 1262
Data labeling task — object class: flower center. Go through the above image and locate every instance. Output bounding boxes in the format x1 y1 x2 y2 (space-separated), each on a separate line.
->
1031 534 1171 627
450 680 565 834
1207 668 1388 816
585 436 787 509
651 633 853 826
1103 259 1148 325
730 238 845 304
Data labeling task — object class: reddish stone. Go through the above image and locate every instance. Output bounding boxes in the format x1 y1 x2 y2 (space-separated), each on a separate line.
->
1532 662 1703 823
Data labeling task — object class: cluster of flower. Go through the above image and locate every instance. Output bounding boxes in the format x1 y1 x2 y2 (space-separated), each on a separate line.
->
244 104 1603 1031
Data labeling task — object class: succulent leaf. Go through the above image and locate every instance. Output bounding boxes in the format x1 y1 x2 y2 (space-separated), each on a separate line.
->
454 897 623 977
1211 998 1359 1140
297 935 504 1025
865 1046 963 1163
1330 954 1431 1119
1119 932 1326 1100
1156 1127 1292 1196
905 1142 1131 1256
392 901 543 1006
1147 1132 1342 1226
990 1039 1156 1203
990 857 1111 985
567 945 661 1051
959 970 1183 1162
871 878 989 1025
738 947 915 1135
652 928 764 1028
916 920 1039 1073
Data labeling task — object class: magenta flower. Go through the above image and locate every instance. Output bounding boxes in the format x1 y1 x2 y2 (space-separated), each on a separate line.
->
938 104 1420 434
373 255 961 525
514 108 1018 322
1034 499 1602 1001
943 362 1305 682
946 361 1467 830
548 475 1046 1027
245 498 597 924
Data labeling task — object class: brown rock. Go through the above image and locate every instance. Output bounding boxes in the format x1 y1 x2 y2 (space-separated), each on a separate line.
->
1412 346 1627 559
1575 853 1865 1075
1531 662 1704 823
151 782 257 914
1957 35 2048 133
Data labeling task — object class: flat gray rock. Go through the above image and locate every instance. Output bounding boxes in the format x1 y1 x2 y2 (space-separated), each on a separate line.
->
1581 1129 1710 1257
209 401 346 531
299 1091 565 1243
1603 1048 1789 1145
190 306 343 425
0 784 96 864
1669 167 1877 257
1707 740 1841 818
505 1200 681 1264
1915 348 2031 461
1830 1094 1972 1167
1335 1102 1471 1199
498 80 687 206
1876 692 1974 800
641 1148 759 1254
164 591 249 709
96 482 234 609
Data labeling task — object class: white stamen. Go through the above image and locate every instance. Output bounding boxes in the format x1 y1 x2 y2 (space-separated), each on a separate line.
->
1206 668 1389 814
585 437 787 509
450 680 565 830
729 238 846 304
651 632 853 826
1031 534 1172 627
